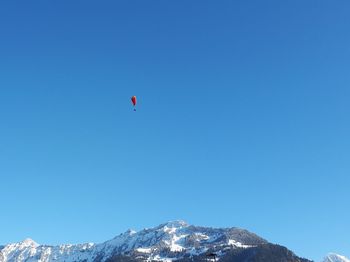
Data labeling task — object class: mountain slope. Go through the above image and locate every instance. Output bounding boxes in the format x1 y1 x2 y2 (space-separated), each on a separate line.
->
0 220 310 262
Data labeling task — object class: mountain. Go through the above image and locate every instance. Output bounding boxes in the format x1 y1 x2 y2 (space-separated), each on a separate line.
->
323 253 350 262
0 220 311 262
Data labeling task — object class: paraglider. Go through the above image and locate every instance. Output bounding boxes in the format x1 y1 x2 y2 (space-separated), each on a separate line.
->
131 96 137 111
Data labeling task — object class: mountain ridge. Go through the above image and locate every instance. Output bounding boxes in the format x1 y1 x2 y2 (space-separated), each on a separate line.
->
0 220 335 262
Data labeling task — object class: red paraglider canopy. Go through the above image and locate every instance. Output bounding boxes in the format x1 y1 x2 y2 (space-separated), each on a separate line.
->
131 96 137 106
131 96 137 111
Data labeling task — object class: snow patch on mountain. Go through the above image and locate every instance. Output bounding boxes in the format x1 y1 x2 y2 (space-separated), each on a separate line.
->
323 253 350 262
228 239 254 248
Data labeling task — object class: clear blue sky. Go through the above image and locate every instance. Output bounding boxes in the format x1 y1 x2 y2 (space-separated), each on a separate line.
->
0 1 349 261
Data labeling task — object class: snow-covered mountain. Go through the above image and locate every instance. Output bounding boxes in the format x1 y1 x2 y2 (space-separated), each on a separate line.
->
0 220 310 262
323 253 350 262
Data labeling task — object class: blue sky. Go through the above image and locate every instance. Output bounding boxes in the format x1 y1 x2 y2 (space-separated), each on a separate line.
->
0 1 349 261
